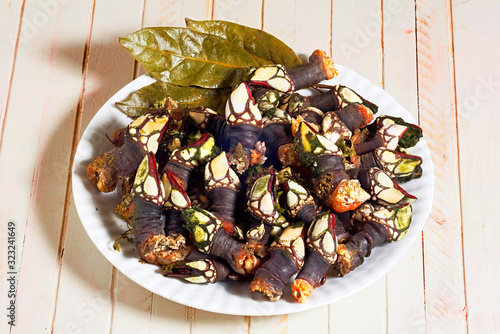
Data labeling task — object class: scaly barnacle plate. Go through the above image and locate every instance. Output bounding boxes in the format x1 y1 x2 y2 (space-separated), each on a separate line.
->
72 65 434 316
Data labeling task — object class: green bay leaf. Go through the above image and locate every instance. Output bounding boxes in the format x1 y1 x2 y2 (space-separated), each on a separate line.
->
120 27 261 88
185 18 303 69
115 80 231 118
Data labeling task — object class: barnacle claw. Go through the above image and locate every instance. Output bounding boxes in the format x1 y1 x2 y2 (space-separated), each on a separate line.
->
250 223 306 301
182 207 260 275
169 133 216 171
87 113 170 193
250 50 338 93
163 259 230 284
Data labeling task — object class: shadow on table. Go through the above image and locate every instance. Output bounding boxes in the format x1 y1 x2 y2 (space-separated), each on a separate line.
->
34 39 210 324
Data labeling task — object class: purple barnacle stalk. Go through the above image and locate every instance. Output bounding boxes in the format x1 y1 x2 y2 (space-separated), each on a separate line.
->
293 122 370 213
354 147 423 182
131 153 191 265
346 167 417 208
204 151 245 240
333 103 374 133
281 84 378 116
291 212 338 303
250 223 306 301
87 113 170 192
353 123 407 155
250 50 338 93
182 207 260 275
259 108 293 169
163 258 232 284
335 203 413 276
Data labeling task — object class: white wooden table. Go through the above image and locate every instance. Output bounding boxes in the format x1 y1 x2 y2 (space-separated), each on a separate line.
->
1 0 498 333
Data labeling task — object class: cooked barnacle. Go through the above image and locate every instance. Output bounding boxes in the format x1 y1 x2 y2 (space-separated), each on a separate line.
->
372 115 423 149
225 82 264 173
293 122 370 212
250 50 338 93
346 167 417 207
354 123 407 155
245 173 284 257
291 212 338 303
284 179 317 223
333 103 374 133
163 259 232 284
280 84 378 115
162 133 216 191
87 113 170 192
161 170 194 253
131 154 190 265
290 107 324 132
188 107 230 151
204 151 244 239
321 111 352 143
250 223 306 301
335 203 413 276
353 147 423 181
284 178 351 243
182 207 260 275
254 88 283 116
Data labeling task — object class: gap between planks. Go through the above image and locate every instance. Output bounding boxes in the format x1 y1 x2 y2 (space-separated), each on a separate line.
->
413 2 427 333
445 0 469 331
49 1 97 333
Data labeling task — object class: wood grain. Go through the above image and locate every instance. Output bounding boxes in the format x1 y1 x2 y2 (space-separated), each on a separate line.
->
0 0 25 150
0 1 94 333
382 1 426 333
0 2 25 333
415 0 468 333
452 0 500 333
52 1 143 333
330 1 387 333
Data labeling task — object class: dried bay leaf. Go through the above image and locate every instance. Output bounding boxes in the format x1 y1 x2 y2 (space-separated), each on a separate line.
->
116 80 231 118
120 27 260 88
186 18 303 69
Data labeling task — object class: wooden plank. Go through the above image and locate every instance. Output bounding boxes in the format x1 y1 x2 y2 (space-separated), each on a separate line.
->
332 0 382 84
329 1 387 333
213 0 262 28
0 2 24 333
0 0 24 146
452 0 500 333
415 0 467 333
382 1 426 333
284 0 331 332
51 1 144 333
0 1 93 333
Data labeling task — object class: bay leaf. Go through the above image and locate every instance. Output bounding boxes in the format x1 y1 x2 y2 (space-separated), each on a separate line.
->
115 80 231 118
185 18 303 69
120 27 260 88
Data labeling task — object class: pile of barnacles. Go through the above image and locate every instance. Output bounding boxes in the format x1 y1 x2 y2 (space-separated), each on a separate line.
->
86 50 423 303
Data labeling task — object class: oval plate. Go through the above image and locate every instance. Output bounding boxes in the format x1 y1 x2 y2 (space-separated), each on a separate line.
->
72 65 434 316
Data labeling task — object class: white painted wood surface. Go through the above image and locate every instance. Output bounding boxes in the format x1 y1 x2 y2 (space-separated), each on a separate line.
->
1 0 498 333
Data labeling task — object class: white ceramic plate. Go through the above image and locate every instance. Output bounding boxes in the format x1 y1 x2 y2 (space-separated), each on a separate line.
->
72 65 434 316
